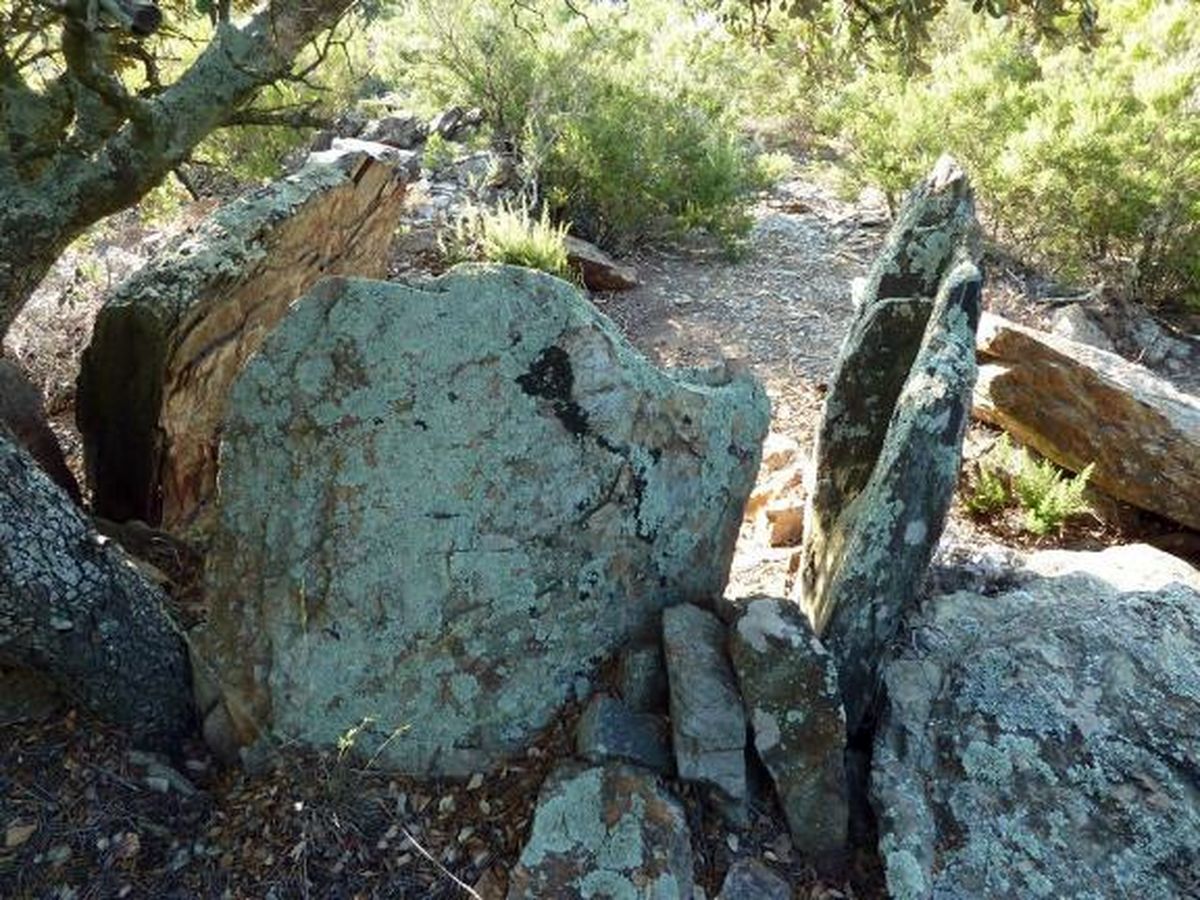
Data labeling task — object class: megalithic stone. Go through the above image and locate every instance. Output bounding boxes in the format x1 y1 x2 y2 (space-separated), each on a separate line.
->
794 157 983 737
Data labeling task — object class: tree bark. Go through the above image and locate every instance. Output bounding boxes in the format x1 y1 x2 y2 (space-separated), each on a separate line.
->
0 429 194 749
0 0 355 341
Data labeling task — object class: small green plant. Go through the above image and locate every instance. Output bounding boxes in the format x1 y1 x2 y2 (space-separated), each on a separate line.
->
444 201 571 278
966 435 1094 535
965 460 1010 515
1013 454 1095 537
422 131 456 174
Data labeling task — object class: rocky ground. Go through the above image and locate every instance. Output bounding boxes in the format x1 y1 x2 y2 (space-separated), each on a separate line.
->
2 148 1197 899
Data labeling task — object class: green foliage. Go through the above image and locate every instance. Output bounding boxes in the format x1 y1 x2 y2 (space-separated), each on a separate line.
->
1013 455 1095 537
157 14 374 184
381 0 772 250
966 435 1094 535
444 201 571 278
822 0 1200 309
965 460 1010 515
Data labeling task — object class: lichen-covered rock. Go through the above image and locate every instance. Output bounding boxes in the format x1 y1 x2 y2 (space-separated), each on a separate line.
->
973 312 1200 531
506 763 693 900
794 157 983 736
576 695 673 775
618 642 670 715
728 597 847 860
716 859 791 900
873 544 1200 900
663 603 748 816
76 144 416 528
194 266 768 774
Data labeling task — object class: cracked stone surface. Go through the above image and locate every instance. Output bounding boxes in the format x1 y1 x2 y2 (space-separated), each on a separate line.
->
76 144 417 529
662 603 748 817
728 596 847 860
873 544 1200 900
193 265 768 775
794 157 983 736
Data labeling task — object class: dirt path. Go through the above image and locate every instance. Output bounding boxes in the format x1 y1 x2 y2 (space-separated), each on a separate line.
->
599 172 889 448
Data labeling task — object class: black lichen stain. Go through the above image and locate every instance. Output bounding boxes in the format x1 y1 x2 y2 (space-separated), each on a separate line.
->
515 346 590 437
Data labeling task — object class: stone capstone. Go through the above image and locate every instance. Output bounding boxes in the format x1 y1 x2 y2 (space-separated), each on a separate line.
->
506 763 694 900
576 695 673 776
662 604 748 816
76 145 416 528
873 544 1200 900
973 312 1200 531
794 156 983 736
728 597 847 860
193 266 769 775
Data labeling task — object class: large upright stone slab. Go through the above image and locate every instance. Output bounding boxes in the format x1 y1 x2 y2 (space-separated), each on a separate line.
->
194 266 768 775
793 157 983 736
873 545 1200 900
974 312 1200 531
77 144 417 528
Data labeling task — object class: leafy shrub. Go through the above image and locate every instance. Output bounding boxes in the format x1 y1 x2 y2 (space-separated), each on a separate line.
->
444 201 571 278
966 435 1094 535
380 0 772 250
824 0 1200 309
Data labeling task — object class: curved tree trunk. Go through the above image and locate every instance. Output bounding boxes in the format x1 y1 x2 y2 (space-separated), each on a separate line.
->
0 0 355 342
0 429 194 749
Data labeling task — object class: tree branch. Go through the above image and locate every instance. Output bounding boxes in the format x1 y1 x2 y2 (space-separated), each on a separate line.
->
222 106 331 129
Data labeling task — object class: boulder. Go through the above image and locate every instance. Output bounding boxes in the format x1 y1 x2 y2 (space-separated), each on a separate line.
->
973 312 1200 531
76 145 416 528
576 695 673 775
1049 303 1114 352
873 544 1200 900
507 763 693 900
430 105 485 142
193 266 768 774
564 236 640 292
359 114 428 149
0 358 80 503
662 604 748 817
794 157 983 736
728 597 847 860
717 859 791 900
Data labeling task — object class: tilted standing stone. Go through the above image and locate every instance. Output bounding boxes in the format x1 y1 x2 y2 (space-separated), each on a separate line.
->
794 157 983 736
662 603 748 816
728 596 847 861
193 266 768 775
77 144 417 529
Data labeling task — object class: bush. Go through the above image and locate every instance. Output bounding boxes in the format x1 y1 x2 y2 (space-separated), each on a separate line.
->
379 0 772 251
966 435 1094 536
823 0 1200 310
444 201 571 278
